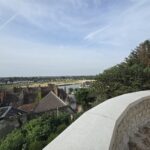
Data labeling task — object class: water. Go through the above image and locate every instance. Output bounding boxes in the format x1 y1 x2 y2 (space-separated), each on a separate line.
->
58 84 81 94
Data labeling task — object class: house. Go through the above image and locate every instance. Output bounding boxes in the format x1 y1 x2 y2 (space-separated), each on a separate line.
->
34 91 73 114
0 91 5 106
18 103 37 113
0 106 27 139
0 91 19 107
0 106 26 120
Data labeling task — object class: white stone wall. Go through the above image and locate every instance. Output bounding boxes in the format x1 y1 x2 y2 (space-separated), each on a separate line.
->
44 91 150 150
111 97 150 150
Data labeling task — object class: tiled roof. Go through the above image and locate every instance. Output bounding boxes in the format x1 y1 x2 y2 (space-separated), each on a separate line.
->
0 106 26 119
18 103 36 112
34 91 66 113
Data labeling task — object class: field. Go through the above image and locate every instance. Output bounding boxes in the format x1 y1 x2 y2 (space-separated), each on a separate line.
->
0 78 95 90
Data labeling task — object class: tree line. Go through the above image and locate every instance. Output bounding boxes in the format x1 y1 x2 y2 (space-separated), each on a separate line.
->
93 40 150 104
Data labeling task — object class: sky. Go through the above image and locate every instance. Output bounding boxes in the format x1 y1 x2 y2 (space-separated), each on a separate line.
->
0 0 150 77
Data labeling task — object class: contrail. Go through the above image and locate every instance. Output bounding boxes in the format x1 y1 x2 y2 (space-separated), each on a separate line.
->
84 25 110 40
0 13 17 31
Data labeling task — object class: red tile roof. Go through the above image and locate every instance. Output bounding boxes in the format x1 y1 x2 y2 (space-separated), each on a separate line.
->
18 103 37 112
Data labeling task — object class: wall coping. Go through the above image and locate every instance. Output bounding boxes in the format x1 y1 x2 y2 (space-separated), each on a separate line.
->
44 90 150 150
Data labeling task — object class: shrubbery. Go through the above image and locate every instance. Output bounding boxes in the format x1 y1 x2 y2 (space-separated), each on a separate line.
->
0 113 71 150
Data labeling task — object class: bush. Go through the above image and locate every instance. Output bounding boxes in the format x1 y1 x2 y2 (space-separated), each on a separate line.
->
0 113 72 150
28 141 45 150
0 130 26 150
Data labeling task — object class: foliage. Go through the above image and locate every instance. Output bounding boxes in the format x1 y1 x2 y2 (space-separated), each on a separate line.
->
75 88 95 110
68 88 73 94
28 141 44 150
0 113 72 150
0 130 26 150
93 40 150 103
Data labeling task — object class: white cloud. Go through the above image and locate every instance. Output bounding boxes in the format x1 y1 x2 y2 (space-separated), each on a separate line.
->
0 0 149 76
0 35 125 76
0 0 102 32
84 0 150 47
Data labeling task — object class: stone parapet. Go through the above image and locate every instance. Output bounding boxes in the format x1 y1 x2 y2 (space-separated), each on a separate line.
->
44 91 150 150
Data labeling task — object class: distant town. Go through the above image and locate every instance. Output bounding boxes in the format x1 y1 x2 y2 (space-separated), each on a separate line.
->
0 76 95 139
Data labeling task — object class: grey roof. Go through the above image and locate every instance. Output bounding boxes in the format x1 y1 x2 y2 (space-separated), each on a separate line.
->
34 91 66 113
0 106 11 119
0 106 26 120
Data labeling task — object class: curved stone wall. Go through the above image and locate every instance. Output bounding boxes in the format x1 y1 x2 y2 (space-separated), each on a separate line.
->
110 96 150 150
44 91 150 150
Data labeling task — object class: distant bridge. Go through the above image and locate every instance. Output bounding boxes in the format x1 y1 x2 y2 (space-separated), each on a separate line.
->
44 91 150 150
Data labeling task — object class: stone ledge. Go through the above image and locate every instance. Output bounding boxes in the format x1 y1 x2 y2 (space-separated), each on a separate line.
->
44 90 150 150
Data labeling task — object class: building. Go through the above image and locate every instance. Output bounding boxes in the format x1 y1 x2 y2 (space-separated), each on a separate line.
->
34 91 73 114
0 106 27 139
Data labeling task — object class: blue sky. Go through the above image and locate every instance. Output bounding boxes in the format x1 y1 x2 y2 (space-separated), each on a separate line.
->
0 0 150 77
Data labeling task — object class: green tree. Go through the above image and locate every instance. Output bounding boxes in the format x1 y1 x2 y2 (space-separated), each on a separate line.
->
75 88 95 110
93 40 150 103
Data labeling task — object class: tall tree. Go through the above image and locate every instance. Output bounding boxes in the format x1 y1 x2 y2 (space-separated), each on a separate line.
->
93 40 150 103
